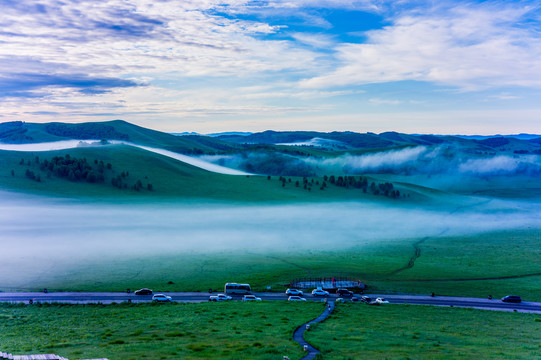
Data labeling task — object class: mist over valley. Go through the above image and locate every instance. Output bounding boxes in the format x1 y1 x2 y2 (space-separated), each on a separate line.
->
0 120 540 294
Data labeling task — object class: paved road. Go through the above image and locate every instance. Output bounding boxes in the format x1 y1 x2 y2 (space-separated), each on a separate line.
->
0 292 540 313
294 301 335 360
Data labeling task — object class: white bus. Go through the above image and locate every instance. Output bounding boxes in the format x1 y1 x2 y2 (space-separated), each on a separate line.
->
224 283 251 295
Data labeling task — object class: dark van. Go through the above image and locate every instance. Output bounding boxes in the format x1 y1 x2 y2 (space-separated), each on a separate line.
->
501 295 521 303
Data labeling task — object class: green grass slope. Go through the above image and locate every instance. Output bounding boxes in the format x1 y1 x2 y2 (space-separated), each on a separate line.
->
0 120 241 154
0 144 429 203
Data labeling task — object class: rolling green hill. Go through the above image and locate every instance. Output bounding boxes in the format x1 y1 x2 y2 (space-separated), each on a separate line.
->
1 120 540 200
0 120 241 155
0 144 428 203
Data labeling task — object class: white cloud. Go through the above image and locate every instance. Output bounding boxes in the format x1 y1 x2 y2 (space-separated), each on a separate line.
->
369 98 402 105
300 3 541 90
291 32 336 48
0 0 318 80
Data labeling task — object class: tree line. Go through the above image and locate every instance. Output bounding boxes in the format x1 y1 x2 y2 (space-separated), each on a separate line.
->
274 174 403 199
16 154 153 192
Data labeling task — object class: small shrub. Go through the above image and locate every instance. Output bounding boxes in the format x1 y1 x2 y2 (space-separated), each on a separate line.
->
186 343 208 352
108 339 125 345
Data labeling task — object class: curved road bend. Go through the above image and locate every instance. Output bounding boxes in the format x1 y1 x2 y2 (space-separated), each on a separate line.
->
0 292 540 314
293 301 335 360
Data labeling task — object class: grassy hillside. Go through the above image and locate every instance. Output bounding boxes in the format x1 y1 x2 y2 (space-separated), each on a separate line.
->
0 144 426 202
0 120 241 154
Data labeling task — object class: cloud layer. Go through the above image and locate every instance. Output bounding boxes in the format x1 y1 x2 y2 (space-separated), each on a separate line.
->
301 2 541 90
0 0 540 133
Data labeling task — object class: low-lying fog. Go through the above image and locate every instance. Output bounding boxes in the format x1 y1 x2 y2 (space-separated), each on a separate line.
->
1 190 540 289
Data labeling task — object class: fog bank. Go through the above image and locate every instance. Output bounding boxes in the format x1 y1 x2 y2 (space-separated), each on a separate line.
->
1 190 540 288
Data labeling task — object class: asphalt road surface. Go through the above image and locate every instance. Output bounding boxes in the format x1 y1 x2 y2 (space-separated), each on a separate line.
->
0 292 540 313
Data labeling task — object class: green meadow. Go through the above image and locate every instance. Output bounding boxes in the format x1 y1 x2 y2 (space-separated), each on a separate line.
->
306 303 541 359
0 301 323 360
2 301 540 360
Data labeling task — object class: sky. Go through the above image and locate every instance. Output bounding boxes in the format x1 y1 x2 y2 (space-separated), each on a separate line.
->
0 0 540 134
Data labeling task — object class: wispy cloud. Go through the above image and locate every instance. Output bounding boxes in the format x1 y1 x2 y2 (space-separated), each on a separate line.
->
300 2 541 91
369 98 402 105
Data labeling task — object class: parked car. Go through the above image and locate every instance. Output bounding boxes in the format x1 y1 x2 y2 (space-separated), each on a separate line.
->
209 294 233 302
351 296 362 302
360 296 372 303
501 295 522 303
134 288 153 295
311 289 330 297
152 294 172 302
286 288 304 296
243 295 262 301
336 289 353 297
374 297 390 304
288 296 306 301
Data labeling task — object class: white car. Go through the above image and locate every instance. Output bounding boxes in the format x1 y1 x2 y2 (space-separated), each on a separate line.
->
286 288 304 296
375 297 390 304
311 289 330 297
209 294 233 302
152 294 172 302
243 295 262 301
288 296 306 301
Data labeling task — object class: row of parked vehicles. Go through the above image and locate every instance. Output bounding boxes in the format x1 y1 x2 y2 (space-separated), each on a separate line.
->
286 288 389 304
132 285 522 304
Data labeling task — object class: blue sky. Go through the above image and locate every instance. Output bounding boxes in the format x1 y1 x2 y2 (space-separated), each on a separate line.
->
0 0 540 134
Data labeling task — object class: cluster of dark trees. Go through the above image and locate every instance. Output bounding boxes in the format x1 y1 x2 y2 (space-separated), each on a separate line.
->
111 171 152 191
276 175 321 191
35 155 107 183
324 175 368 189
17 154 153 192
275 173 402 199
322 175 400 198
25 169 40 182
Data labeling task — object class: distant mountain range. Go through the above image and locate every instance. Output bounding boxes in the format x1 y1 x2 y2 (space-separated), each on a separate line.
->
1 120 540 155
441 134 541 140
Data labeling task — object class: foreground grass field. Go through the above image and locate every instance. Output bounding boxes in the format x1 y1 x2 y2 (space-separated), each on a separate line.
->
2 302 540 360
0 302 323 360
307 303 541 359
